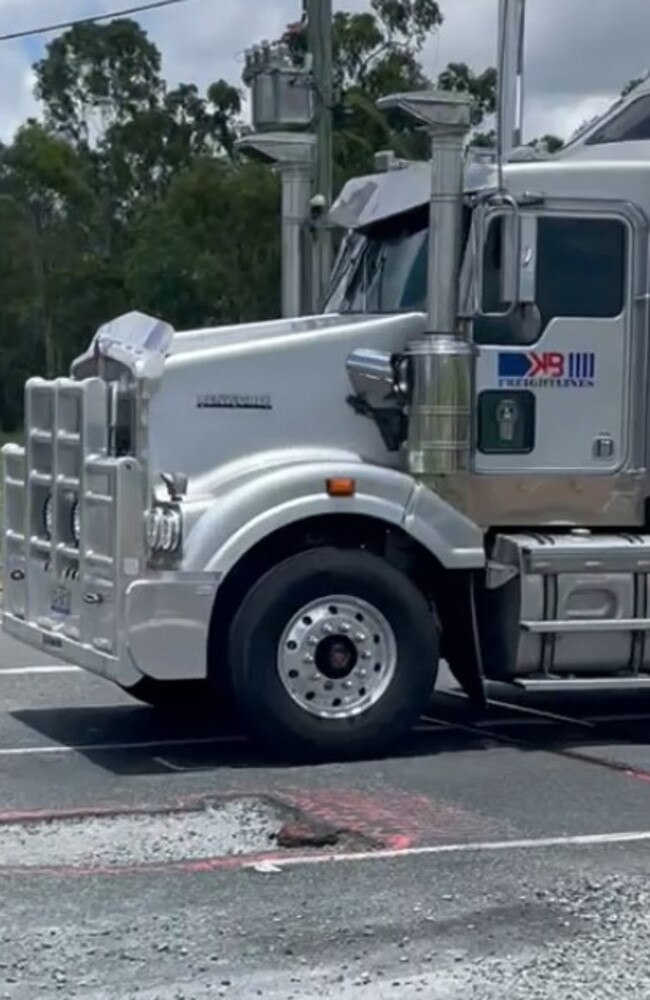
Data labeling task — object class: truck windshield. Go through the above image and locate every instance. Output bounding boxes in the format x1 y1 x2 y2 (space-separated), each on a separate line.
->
325 205 471 316
325 207 429 315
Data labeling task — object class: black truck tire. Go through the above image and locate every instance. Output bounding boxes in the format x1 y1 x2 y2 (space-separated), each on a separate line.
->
228 547 439 758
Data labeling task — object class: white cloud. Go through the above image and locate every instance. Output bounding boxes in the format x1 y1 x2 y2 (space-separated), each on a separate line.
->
527 94 616 144
0 0 646 144
0 54 38 138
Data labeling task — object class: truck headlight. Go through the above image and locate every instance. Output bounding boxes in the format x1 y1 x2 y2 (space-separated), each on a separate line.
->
145 506 182 554
160 510 180 552
43 494 53 540
146 507 163 549
71 499 81 546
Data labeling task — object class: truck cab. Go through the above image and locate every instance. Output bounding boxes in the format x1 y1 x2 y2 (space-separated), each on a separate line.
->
5 84 650 758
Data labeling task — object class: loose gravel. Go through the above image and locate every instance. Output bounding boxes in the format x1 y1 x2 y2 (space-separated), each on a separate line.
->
2 854 650 998
0 798 285 869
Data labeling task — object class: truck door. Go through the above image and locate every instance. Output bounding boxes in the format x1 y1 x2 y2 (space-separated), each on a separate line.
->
473 210 631 474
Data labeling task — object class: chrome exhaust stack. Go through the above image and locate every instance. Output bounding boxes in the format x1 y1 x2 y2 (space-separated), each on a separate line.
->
376 92 473 488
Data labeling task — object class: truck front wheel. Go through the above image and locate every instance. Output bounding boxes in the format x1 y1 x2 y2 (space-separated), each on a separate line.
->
228 547 439 757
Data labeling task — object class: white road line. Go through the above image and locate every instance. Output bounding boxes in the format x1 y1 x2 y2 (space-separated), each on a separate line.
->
153 756 191 772
0 665 81 676
151 752 248 774
246 829 650 871
0 735 245 757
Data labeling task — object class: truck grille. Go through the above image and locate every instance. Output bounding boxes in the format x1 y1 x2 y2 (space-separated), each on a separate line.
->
3 377 145 658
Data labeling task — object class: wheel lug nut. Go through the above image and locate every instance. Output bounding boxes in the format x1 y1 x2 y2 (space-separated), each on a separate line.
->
358 669 367 677
308 635 319 645
322 622 334 635
343 681 352 690
362 650 372 660
354 632 366 643
303 653 314 664
339 622 351 633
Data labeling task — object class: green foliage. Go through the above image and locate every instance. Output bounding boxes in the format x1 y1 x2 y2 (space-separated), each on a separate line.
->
437 63 497 126
126 160 280 328
284 0 448 177
621 76 646 98
533 133 564 154
35 19 164 144
0 17 249 429
370 0 442 44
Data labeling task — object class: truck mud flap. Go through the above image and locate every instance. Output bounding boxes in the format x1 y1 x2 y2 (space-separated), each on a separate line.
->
438 571 487 710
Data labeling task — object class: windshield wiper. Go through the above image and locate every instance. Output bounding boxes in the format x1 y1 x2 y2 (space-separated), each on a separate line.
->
363 244 389 313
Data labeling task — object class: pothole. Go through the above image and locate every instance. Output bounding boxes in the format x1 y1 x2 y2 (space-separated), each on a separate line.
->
0 797 299 870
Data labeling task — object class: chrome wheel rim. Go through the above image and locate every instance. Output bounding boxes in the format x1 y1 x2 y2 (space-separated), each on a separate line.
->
277 594 397 720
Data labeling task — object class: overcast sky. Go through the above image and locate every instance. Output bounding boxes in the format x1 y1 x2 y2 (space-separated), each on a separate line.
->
0 0 648 143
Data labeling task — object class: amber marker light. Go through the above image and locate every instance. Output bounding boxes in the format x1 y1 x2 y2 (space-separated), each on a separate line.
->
326 477 356 497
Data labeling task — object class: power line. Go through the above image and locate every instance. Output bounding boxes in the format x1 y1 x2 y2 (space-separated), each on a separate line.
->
0 0 191 44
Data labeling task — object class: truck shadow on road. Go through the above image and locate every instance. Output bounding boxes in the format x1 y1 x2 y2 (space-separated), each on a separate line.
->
10 687 650 778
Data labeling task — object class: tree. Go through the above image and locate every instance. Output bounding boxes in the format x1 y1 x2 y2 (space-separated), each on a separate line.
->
100 78 242 210
0 122 104 378
531 133 564 154
328 8 499 175
437 63 497 126
35 19 243 217
283 0 446 179
621 75 647 98
35 19 164 147
126 160 281 329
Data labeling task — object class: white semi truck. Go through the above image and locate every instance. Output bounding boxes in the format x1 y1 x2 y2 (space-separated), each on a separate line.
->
5 19 650 756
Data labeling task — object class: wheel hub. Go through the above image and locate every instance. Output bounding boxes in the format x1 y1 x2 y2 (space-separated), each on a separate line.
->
277 595 397 720
315 635 358 679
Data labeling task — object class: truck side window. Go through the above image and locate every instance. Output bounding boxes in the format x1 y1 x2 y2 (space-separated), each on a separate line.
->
474 215 627 345
536 217 626 325
586 95 650 145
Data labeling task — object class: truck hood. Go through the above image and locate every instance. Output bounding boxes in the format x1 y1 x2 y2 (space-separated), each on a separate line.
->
71 310 371 384
146 309 427 488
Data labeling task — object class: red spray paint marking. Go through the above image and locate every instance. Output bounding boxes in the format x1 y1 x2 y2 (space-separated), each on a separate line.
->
626 769 650 783
0 848 330 881
0 792 239 827
277 785 508 850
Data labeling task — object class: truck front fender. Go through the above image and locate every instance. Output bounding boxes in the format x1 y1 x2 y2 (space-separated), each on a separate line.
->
182 460 485 577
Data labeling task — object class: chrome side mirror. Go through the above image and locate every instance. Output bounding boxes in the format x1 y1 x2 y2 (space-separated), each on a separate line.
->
475 196 520 319
160 472 188 502
473 197 538 320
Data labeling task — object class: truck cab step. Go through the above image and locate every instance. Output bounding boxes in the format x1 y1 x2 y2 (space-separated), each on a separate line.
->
514 676 650 692
522 619 650 634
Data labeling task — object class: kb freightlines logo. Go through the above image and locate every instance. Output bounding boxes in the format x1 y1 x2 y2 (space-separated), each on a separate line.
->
498 351 596 389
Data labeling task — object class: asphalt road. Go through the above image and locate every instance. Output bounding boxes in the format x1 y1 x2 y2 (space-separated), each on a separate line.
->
1 631 650 998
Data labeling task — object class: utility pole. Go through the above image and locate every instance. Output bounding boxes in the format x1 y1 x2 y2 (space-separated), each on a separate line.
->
306 0 333 311
240 33 314 318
